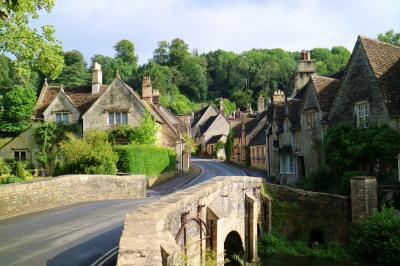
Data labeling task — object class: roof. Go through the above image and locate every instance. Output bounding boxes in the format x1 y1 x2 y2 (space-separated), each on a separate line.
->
34 85 108 118
359 36 400 116
311 76 341 113
232 123 242 138
197 115 219 136
207 134 225 145
191 104 218 127
287 99 303 130
249 126 267 146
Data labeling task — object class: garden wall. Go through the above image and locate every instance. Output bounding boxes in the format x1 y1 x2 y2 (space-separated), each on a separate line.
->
0 174 146 219
264 183 351 243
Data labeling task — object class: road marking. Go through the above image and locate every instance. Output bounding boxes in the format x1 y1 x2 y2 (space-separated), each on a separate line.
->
90 246 118 266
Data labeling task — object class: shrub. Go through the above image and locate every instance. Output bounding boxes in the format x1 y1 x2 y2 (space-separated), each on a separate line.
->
224 129 233 161
130 111 159 145
115 144 176 176
350 206 400 263
58 131 118 175
297 168 335 193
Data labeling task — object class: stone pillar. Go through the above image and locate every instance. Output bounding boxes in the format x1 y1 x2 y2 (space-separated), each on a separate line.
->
350 176 377 224
175 141 183 172
182 151 190 173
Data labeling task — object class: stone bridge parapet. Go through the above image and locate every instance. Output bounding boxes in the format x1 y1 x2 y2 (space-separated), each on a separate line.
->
117 176 264 266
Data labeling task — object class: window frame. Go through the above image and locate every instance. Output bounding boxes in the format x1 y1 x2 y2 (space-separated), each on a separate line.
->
355 101 369 128
108 111 129 126
280 154 294 174
14 150 28 161
55 112 70 125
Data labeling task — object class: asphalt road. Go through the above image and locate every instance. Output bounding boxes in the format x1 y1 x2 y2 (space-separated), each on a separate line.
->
0 158 248 266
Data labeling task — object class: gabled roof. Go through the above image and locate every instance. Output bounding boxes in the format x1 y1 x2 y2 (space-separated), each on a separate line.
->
249 125 267 146
310 76 341 113
34 85 108 119
197 114 218 136
191 104 219 127
207 134 225 145
359 36 400 116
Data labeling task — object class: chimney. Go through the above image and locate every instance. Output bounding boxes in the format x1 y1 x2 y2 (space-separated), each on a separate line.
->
142 76 152 104
257 95 265 112
219 97 224 113
92 62 102 94
273 90 285 103
153 89 160 106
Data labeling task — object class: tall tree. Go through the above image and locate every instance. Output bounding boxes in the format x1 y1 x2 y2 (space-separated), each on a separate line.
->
54 50 90 87
169 38 190 66
179 55 208 101
113 40 138 84
377 29 400 46
153 41 170 66
0 0 64 82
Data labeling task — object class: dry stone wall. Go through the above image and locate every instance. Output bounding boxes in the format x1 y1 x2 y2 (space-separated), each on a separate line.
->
0 174 146 219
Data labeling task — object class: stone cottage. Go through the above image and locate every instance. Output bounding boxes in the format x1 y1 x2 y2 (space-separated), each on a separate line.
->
0 63 188 167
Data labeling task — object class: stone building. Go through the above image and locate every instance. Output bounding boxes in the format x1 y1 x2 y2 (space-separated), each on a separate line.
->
0 63 188 167
191 103 230 155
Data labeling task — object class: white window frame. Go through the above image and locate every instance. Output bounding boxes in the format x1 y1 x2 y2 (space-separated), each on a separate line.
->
108 111 128 126
14 150 28 161
55 112 70 125
355 101 369 128
280 154 294 174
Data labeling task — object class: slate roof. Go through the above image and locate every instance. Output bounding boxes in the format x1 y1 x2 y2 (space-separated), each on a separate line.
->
197 115 219 136
249 125 267 146
359 36 400 116
311 76 341 113
191 104 219 127
207 134 225 145
34 85 108 118
287 99 303 130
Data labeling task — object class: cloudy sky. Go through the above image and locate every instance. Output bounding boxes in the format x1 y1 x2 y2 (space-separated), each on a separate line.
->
36 0 400 64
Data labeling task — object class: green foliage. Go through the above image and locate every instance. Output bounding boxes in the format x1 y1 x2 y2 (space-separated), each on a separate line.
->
0 0 64 82
115 144 176 176
58 131 118 175
259 231 350 262
224 129 233 161
130 111 159 145
181 133 196 154
53 50 90 86
377 29 400 46
323 124 400 182
0 159 33 184
168 38 190 67
350 206 400 263
0 85 36 136
179 55 208 101
230 89 252 110
108 125 135 144
311 47 351 76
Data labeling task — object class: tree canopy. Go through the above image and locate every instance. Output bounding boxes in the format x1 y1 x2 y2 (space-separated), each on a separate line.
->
377 29 400 46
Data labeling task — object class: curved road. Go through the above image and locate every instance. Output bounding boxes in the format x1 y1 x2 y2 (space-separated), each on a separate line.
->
0 159 249 266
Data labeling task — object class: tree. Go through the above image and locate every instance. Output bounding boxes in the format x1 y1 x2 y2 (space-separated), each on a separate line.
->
54 50 90 86
114 39 138 67
179 55 208 101
169 38 190 66
131 111 159 145
91 54 115 85
0 54 17 93
153 41 170 66
311 47 350 76
377 29 400 46
0 85 36 136
230 89 252 110
0 0 64 82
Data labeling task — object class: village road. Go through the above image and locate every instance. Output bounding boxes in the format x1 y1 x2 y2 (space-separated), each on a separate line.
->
0 158 249 266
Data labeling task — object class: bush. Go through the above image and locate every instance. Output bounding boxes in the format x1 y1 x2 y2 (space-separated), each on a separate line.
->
58 131 118 175
350 206 400 263
115 144 176 176
297 168 334 192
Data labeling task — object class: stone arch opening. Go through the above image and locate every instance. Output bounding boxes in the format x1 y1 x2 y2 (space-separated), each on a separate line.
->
224 231 245 266
309 228 325 247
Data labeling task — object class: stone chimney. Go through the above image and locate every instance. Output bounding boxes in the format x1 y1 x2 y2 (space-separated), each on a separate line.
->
273 90 285 103
153 89 160 106
142 76 152 104
92 62 102 94
257 95 265 112
292 50 316 97
219 97 224 113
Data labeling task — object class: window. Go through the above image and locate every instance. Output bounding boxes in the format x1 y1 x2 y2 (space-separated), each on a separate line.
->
280 155 294 174
108 112 128 126
14 150 27 161
356 101 369 128
55 112 69 125
305 111 317 129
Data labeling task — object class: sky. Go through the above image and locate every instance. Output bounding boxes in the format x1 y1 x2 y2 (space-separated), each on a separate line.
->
35 0 400 64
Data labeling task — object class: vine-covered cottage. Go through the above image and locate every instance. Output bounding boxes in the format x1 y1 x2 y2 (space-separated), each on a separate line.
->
0 63 189 167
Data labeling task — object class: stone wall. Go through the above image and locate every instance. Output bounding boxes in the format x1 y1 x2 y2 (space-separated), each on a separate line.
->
0 174 146 219
350 176 377 224
117 176 263 266
264 183 352 243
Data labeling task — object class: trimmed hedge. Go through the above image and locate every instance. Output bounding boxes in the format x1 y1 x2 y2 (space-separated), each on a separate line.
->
115 144 176 177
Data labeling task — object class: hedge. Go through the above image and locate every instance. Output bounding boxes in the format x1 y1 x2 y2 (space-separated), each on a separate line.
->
114 144 176 177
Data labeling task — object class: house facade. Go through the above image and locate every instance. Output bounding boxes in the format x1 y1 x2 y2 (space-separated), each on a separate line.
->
0 63 188 167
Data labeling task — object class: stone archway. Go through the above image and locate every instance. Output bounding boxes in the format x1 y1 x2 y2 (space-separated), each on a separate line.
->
224 231 245 266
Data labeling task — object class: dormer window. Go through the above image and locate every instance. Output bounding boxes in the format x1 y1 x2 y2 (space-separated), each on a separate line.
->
356 101 369 128
108 112 128 126
55 112 69 125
